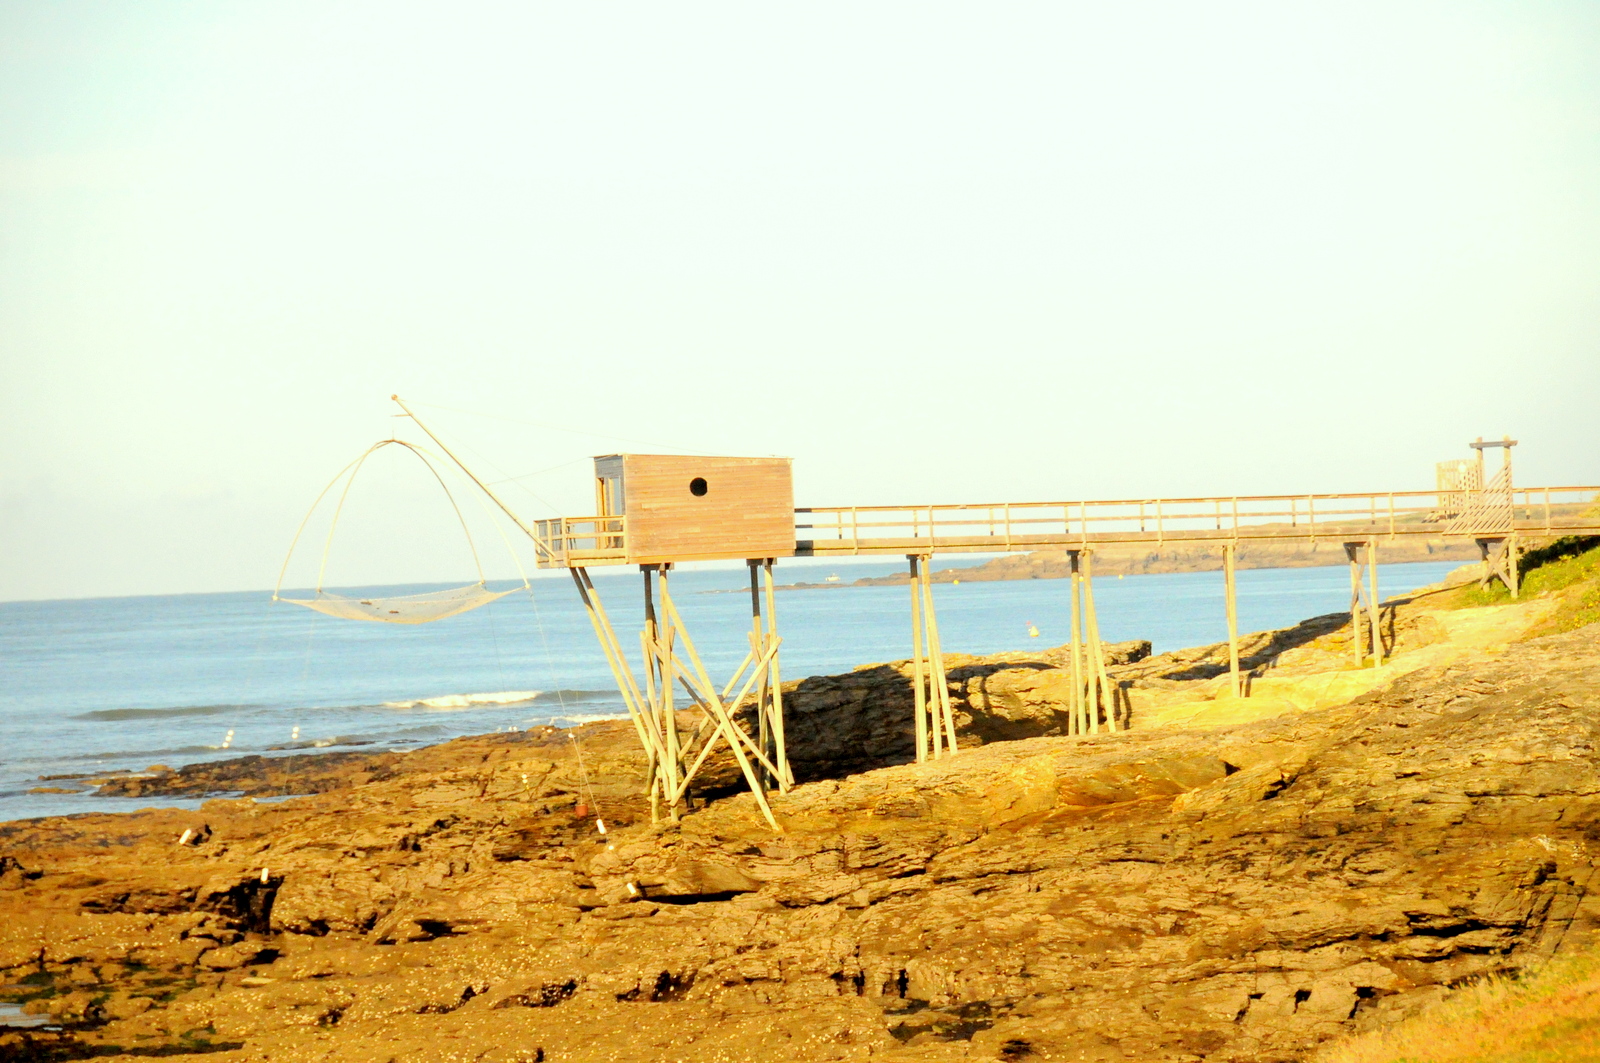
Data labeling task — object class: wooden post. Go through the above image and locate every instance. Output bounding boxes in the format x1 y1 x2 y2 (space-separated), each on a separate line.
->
909 555 928 763
638 625 664 821
761 560 791 789
1069 551 1084 736
662 569 686 812
1083 550 1100 733
1223 541 1240 697
920 559 958 755
644 566 683 820
1081 556 1116 731
919 561 940 759
1507 535 1520 599
748 560 769 788
1345 543 1364 666
1094 626 1116 732
1367 539 1381 667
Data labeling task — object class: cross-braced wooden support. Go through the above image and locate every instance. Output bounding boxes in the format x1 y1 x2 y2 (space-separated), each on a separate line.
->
908 555 959 762
746 558 792 791
1343 541 1383 667
1066 550 1121 734
568 564 789 830
1462 437 1519 598
1477 536 1520 598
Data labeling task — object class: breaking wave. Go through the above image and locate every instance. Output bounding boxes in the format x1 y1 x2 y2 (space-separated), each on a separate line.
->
382 690 543 710
74 704 259 722
381 689 615 711
545 712 632 725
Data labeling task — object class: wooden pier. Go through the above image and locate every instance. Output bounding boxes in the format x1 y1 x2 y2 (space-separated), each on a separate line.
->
397 403 1600 829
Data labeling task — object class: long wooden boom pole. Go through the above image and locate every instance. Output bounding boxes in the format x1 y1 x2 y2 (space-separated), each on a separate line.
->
390 394 552 559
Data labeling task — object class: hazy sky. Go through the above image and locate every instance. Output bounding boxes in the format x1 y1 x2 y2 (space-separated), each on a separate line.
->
3 2 1598 601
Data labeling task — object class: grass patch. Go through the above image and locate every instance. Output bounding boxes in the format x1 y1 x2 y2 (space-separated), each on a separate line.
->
1448 536 1600 622
1316 949 1600 1063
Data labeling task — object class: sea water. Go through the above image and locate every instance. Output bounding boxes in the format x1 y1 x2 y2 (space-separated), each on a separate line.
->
0 558 1463 822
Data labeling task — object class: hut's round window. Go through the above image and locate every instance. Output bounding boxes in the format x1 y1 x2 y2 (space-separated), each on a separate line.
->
689 477 708 497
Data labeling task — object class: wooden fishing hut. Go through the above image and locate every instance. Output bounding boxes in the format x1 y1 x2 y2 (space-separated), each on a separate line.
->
584 454 796 564
533 454 799 830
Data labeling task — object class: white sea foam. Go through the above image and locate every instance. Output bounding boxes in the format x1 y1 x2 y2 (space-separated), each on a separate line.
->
382 690 543 710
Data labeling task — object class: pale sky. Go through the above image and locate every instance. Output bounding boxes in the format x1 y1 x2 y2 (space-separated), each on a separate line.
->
3 2 1598 601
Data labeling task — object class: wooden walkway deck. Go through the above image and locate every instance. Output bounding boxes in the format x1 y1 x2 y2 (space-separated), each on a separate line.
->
533 484 1600 567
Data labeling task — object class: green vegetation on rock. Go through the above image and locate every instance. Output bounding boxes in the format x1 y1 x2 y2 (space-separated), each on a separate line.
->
1449 535 1600 637
1316 949 1600 1063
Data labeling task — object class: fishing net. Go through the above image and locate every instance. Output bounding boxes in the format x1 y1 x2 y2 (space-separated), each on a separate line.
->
277 583 519 624
274 439 528 624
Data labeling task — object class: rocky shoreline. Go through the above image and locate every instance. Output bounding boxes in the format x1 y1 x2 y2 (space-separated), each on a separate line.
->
3 572 1597 1062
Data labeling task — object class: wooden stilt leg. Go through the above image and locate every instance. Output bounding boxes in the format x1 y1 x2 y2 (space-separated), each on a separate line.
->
647 759 660 825
638 628 664 819
1083 550 1100 733
920 563 939 759
643 566 682 820
921 564 942 758
1069 551 1083 736
748 560 769 789
763 560 792 790
661 571 683 800
638 574 669 820
1081 547 1094 730
1088 605 1113 730
1224 542 1240 697
640 569 665 812
920 560 958 755
1507 535 1520 599
909 555 928 763
1081 556 1116 731
1367 539 1381 667
1345 543 1364 666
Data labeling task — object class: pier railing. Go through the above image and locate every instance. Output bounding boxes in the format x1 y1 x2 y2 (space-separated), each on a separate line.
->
529 488 1600 566
793 486 1600 557
532 515 627 566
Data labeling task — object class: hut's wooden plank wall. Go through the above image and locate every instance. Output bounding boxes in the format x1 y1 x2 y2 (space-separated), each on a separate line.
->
616 454 795 564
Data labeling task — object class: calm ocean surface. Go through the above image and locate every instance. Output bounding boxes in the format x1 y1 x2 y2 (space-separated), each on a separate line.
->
0 558 1462 822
